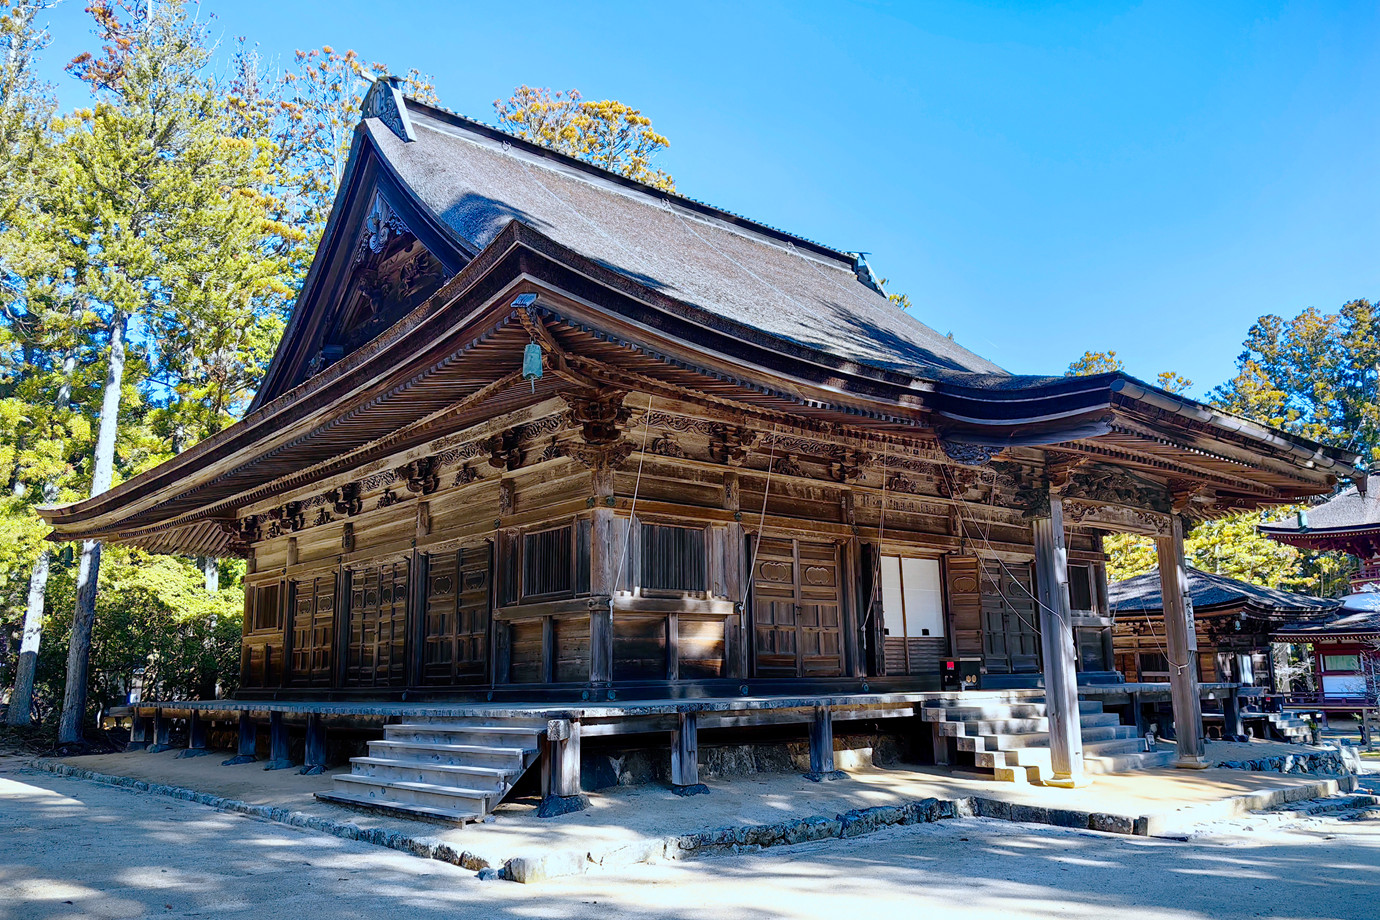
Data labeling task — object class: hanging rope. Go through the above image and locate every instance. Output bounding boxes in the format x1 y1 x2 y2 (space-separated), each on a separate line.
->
739 424 780 612
610 396 655 606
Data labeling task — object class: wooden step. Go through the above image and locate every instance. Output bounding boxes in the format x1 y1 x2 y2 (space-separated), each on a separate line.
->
329 773 495 813
367 739 533 769
347 756 513 791
314 790 481 825
384 724 543 747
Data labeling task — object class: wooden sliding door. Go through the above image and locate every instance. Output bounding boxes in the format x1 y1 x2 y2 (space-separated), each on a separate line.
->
344 560 409 688
421 544 492 686
751 537 844 679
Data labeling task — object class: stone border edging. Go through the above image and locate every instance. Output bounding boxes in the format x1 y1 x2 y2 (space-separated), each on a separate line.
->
22 758 1356 884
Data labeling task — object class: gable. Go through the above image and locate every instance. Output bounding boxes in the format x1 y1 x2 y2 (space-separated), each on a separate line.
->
251 133 469 409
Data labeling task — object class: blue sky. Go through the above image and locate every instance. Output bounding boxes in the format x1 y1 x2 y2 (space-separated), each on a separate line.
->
39 1 1380 396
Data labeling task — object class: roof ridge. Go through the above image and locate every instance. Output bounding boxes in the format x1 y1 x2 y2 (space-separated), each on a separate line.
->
395 93 866 270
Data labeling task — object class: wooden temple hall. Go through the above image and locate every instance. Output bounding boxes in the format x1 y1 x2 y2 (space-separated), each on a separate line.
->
40 79 1363 818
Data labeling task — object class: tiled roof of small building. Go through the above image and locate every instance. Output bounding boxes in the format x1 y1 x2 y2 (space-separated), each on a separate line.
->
1260 472 1380 534
1109 567 1340 618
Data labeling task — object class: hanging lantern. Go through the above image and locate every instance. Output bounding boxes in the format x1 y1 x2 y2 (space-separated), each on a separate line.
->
522 341 543 392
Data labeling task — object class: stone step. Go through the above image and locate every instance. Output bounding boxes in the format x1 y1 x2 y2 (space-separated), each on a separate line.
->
976 737 1143 769
920 693 1045 709
957 724 1137 753
993 747 1174 784
923 703 1048 722
328 773 495 814
347 756 513 791
1084 749 1176 775
314 789 481 825
367 739 533 770
384 724 543 747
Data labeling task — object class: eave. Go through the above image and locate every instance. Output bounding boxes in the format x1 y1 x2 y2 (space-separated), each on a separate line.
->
36 223 1364 556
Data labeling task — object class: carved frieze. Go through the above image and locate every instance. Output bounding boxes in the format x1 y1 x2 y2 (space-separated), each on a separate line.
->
940 439 995 466
560 389 631 445
402 457 440 495
355 193 409 262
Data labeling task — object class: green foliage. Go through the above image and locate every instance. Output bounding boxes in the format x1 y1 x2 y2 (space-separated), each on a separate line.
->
494 86 675 191
1105 509 1356 600
1212 299 1379 460
0 548 244 719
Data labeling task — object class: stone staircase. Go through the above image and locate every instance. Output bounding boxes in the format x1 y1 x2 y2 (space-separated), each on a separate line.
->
1262 711 1312 743
924 694 1174 784
316 717 544 823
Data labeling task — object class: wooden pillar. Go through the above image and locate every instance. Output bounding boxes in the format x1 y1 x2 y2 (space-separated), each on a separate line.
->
264 711 293 771
147 709 172 753
1155 515 1207 767
806 705 846 781
1032 490 1088 787
222 711 257 765
842 538 865 679
126 711 149 752
588 465 616 689
178 711 212 758
300 713 326 775
1223 688 1245 741
537 718 588 816
723 473 748 681
670 711 708 795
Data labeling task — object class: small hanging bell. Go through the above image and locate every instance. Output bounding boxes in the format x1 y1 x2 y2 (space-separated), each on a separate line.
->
522 340 543 392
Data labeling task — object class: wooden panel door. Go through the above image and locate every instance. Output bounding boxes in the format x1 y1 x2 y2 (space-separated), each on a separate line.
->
422 545 491 686
751 537 843 679
980 562 1041 674
345 560 409 688
289 574 336 687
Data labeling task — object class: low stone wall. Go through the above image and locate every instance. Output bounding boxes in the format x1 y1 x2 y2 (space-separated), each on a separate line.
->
1214 750 1354 777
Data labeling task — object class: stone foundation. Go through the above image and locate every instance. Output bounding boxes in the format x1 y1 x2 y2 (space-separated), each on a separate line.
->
580 729 919 790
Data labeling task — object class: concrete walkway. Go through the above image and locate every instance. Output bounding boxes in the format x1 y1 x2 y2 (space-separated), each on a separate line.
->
2 759 1377 920
26 741 1356 874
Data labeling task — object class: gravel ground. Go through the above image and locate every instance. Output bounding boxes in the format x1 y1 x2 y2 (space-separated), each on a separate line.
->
2 759 1378 920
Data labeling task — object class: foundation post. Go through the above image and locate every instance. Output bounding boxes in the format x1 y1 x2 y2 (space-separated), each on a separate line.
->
222 711 257 765
537 718 589 817
670 711 708 796
126 711 149 752
147 709 172 753
806 705 846 781
300 713 327 775
263 711 294 771
178 711 212 757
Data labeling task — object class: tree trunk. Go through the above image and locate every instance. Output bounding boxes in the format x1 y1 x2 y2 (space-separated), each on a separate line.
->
9 338 79 727
58 312 127 745
200 556 218 593
7 546 51 726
